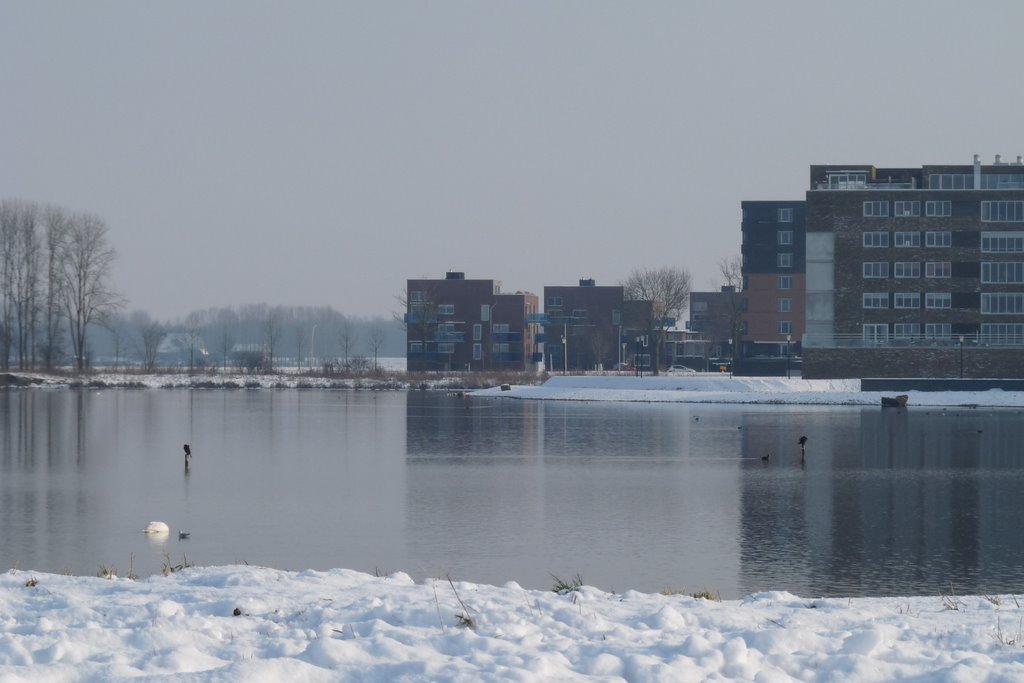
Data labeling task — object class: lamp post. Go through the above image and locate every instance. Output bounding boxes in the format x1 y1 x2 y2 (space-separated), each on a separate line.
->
561 335 567 375
786 334 792 379
959 335 965 379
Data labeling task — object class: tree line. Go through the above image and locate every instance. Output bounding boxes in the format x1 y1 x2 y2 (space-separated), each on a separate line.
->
0 198 403 373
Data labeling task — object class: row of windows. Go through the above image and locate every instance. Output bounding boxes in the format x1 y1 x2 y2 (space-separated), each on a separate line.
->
861 200 1024 221
981 262 1024 283
863 262 951 278
862 200 952 217
982 293 1024 314
925 175 1024 191
863 231 952 248
862 292 951 309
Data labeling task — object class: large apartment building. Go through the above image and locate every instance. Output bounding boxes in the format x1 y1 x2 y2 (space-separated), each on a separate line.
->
405 272 540 372
802 156 1024 378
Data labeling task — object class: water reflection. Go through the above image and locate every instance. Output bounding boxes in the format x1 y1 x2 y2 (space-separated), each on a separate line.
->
2 390 1024 597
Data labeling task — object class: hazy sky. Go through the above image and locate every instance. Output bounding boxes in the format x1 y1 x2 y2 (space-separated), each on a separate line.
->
3 1 1023 321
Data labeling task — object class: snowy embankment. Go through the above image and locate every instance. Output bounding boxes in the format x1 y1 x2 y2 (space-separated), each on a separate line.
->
473 375 1024 407
4 565 1024 682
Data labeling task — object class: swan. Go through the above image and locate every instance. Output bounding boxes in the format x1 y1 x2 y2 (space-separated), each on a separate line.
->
144 521 170 535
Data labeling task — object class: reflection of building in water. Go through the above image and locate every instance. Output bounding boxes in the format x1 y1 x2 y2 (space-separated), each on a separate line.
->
739 407 1024 596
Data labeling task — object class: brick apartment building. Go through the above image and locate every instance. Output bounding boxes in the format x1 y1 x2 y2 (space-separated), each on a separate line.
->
405 272 540 372
740 201 807 363
802 156 1024 378
542 279 652 372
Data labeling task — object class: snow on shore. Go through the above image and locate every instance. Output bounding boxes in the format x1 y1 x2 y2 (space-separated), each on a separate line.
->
473 375 1024 407
3 564 1023 682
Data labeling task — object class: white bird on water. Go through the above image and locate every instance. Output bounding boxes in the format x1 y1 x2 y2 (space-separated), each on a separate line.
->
144 521 170 535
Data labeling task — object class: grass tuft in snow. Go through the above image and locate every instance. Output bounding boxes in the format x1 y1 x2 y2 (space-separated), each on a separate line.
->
551 573 584 594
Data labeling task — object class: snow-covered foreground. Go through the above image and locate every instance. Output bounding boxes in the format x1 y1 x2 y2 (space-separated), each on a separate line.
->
473 375 1024 407
2 565 1023 682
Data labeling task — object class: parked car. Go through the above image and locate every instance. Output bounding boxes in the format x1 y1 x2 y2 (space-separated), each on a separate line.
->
667 365 697 375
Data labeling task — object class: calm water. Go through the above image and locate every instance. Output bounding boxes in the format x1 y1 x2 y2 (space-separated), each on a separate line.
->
1 388 1023 598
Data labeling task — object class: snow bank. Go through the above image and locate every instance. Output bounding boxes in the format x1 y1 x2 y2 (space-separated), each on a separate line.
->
3 565 1022 682
473 375 1024 407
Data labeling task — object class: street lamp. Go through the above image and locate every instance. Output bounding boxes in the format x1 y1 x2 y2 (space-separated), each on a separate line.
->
959 335 965 379
786 334 792 379
561 335 567 375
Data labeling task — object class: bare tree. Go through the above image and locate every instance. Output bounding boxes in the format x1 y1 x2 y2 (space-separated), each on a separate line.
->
367 322 387 372
99 311 129 370
395 285 440 371
0 200 43 369
139 320 166 372
338 316 359 369
60 213 122 371
622 266 692 374
185 311 205 372
41 205 70 369
263 305 282 371
716 256 745 369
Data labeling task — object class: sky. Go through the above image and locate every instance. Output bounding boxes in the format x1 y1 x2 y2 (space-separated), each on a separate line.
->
3 1 1024 322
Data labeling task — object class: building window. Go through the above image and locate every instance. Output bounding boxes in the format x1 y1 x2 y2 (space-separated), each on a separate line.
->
410 291 427 303
777 253 793 268
437 342 454 354
925 261 951 278
828 173 866 189
925 292 951 309
893 231 920 247
894 201 920 217
692 301 707 312
981 232 1024 253
473 324 482 341
492 323 509 333
982 293 1024 314
473 343 482 360
894 292 920 309
777 298 792 312
777 275 793 290
863 262 889 278
893 323 921 338
894 262 920 278
863 324 888 342
925 231 951 247
981 201 1024 222
480 304 490 322
437 304 455 315
981 323 1024 344
777 208 794 222
409 341 423 353
546 296 562 307
777 321 793 335
863 201 890 217
777 230 793 245
928 174 973 190
863 231 889 247
982 262 1024 283
863 293 889 309
925 323 951 338
925 201 952 217
571 309 587 318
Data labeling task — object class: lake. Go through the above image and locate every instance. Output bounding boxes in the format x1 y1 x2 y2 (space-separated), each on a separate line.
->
1 388 1022 598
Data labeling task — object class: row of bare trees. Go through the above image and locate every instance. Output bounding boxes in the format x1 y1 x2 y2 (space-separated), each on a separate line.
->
0 199 120 371
93 304 400 373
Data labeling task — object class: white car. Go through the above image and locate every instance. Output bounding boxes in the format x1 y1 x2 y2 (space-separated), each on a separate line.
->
668 365 697 375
